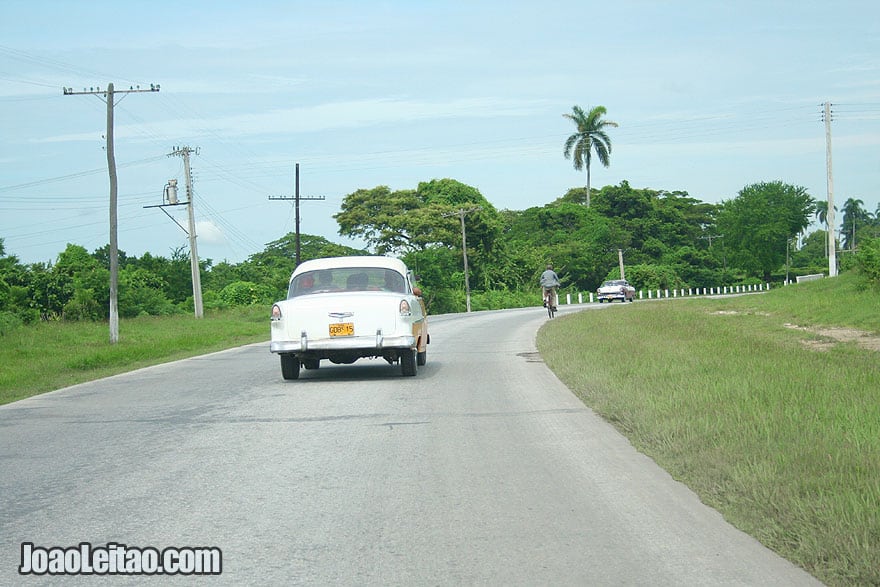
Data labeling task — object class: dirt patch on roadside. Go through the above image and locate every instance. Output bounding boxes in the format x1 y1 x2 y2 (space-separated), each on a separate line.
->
709 310 880 352
783 323 880 352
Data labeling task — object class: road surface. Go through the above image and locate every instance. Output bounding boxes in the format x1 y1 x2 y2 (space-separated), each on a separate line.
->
0 305 821 585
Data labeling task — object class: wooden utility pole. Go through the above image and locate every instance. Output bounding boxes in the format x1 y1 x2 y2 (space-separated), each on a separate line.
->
169 146 204 318
442 206 481 313
269 163 325 266
823 101 837 277
63 83 159 343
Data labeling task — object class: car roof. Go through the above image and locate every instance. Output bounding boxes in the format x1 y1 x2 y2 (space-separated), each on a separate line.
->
291 255 408 277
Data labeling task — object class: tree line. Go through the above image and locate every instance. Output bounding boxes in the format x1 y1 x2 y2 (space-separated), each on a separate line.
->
2 176 879 332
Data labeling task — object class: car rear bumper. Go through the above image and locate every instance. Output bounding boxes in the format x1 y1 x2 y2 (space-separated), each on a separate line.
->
270 333 416 354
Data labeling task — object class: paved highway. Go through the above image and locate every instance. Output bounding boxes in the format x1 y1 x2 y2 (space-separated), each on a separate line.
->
0 305 821 585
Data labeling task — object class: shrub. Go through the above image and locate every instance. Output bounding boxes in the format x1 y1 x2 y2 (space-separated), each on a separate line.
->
0 311 22 336
218 281 277 306
63 288 103 321
855 237 880 286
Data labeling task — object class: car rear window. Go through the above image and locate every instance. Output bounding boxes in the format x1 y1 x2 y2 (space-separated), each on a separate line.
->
288 267 407 298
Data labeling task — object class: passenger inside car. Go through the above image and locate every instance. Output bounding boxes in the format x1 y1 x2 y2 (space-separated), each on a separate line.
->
346 272 369 290
383 270 406 293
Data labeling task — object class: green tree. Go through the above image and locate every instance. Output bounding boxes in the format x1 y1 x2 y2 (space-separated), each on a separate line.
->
562 105 618 207
503 201 616 291
241 233 367 297
0 238 17 312
813 200 835 257
790 230 829 273
28 244 110 320
334 186 440 254
715 181 815 281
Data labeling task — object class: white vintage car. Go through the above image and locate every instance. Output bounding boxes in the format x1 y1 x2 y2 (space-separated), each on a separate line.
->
597 279 636 303
270 256 429 379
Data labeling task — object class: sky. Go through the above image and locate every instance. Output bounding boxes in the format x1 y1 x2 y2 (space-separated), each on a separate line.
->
1 0 878 265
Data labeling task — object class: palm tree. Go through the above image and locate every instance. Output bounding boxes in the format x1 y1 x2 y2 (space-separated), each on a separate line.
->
814 200 829 227
563 105 617 207
841 197 868 250
814 200 836 257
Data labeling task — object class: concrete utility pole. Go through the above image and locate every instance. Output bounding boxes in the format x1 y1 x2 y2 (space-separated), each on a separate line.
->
700 234 726 272
442 206 481 313
823 101 838 277
63 83 159 343
617 249 626 281
269 163 325 266
169 146 204 318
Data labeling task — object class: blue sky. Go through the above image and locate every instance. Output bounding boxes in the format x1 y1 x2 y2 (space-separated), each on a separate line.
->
1 0 878 265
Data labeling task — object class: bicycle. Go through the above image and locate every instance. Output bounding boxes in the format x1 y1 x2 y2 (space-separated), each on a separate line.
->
543 287 558 318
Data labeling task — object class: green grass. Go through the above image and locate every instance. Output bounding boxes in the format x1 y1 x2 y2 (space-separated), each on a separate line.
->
0 306 267 405
538 272 880 586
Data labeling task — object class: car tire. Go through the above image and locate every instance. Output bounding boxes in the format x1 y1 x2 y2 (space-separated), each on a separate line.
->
280 354 300 380
416 347 427 366
401 348 418 376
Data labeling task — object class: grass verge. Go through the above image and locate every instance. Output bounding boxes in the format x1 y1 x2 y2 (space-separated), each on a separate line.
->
0 306 267 405
537 273 879 587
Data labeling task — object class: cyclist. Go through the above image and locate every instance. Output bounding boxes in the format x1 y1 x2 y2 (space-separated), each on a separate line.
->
540 264 561 310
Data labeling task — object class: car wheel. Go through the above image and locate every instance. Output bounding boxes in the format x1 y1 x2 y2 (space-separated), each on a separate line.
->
401 348 417 376
303 359 319 370
280 354 300 380
416 348 427 366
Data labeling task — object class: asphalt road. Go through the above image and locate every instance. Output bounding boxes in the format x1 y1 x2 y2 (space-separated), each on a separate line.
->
0 305 822 585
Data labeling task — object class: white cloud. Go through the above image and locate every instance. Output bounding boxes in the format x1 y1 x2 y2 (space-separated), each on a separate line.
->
195 220 225 244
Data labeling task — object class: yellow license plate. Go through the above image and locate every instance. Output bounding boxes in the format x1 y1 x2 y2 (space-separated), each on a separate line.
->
329 322 354 337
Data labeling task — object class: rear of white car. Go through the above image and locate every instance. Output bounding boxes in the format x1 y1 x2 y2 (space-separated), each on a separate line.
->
270 256 428 379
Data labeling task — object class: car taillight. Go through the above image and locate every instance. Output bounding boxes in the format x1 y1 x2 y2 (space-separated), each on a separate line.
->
271 305 282 321
399 299 412 316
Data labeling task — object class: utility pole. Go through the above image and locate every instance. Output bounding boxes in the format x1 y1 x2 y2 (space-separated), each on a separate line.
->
617 249 626 281
168 146 204 318
269 163 325 266
63 83 159 343
700 234 726 272
823 101 837 277
442 206 481 313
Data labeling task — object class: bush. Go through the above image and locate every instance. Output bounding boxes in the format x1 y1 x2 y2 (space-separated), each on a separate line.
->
0 311 22 336
855 237 880 286
218 281 277 306
470 289 536 311
63 288 103 321
619 264 685 291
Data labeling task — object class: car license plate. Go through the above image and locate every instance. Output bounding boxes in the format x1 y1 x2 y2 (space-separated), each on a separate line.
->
329 322 354 337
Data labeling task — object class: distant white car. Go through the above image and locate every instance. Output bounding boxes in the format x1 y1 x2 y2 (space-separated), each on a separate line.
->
597 279 636 303
270 256 429 379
